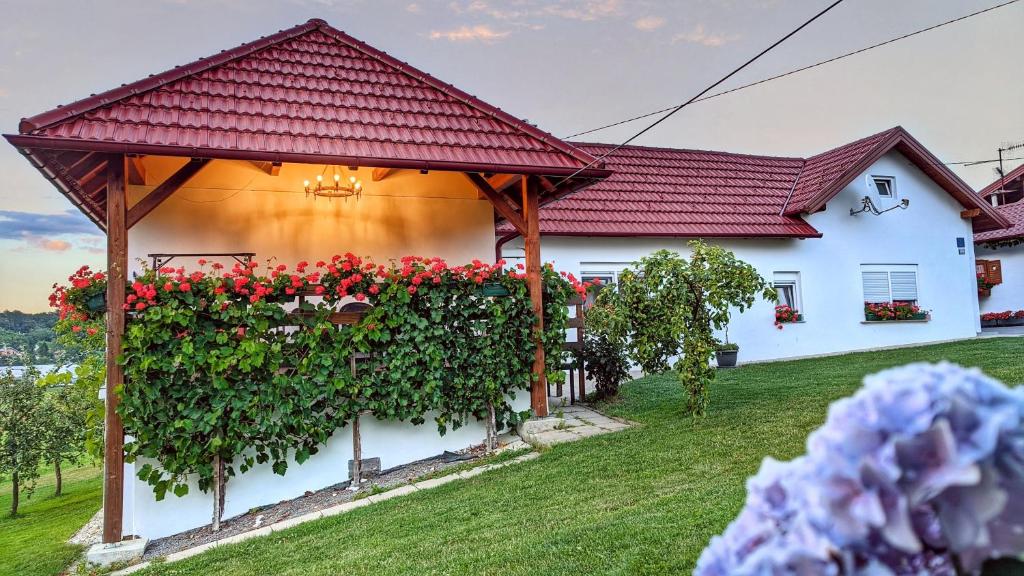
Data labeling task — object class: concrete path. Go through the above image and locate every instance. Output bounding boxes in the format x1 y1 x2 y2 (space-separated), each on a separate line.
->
518 403 631 448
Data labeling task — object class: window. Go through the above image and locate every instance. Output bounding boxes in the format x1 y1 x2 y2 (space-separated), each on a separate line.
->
872 176 896 198
772 272 802 312
861 264 918 303
580 264 629 306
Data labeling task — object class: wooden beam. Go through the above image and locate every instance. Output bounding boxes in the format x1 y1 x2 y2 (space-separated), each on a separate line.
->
487 174 521 195
69 155 108 185
249 160 281 176
127 156 146 185
127 159 211 228
464 173 527 235
961 208 982 218
103 154 127 544
372 167 396 182
523 176 547 417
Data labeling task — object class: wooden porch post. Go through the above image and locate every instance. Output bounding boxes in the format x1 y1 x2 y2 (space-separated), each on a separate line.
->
103 154 127 543
522 176 547 417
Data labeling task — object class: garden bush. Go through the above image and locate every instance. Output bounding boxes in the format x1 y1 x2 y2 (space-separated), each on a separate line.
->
582 287 630 399
53 255 590 526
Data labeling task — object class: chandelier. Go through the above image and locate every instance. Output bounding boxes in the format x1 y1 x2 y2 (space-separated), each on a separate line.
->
304 167 363 200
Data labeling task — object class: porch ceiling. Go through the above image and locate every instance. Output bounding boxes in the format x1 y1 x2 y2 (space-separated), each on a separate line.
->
5 18 609 230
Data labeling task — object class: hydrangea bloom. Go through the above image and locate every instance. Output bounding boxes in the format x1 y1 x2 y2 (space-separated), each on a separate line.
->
695 363 1024 575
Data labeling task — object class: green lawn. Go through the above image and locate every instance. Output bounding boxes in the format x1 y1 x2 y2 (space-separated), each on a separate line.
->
120 337 1022 576
0 463 102 576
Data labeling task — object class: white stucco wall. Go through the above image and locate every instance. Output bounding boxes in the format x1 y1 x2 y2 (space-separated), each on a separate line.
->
122 400 528 540
977 243 1024 313
508 150 981 363
121 157 520 540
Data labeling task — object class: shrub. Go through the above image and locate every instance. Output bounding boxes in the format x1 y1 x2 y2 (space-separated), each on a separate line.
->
52 256 592 526
617 244 775 415
714 341 739 352
582 288 630 399
695 363 1024 575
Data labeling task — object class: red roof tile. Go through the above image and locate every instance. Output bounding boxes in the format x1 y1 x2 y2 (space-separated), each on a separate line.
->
8 19 602 177
978 161 1024 197
498 143 822 238
974 201 1024 243
783 128 901 214
497 127 1012 239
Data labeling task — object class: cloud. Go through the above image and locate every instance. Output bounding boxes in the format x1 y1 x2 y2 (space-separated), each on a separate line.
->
672 24 738 47
428 25 510 42
633 16 665 31
541 0 622 21
28 237 72 251
0 209 98 253
406 3 421 12
447 0 622 23
0 209 99 239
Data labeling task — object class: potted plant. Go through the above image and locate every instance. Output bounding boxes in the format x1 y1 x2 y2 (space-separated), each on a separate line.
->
715 340 739 368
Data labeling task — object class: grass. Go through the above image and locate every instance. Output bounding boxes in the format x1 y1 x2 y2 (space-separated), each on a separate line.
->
0 463 102 576
126 337 1024 575
0 337 1006 576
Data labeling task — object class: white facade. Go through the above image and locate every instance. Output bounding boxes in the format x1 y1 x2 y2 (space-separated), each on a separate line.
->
121 402 527 540
977 243 1024 313
507 150 982 363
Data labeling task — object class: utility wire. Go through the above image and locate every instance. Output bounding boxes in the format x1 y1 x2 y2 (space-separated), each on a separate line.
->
565 0 1020 140
555 0 846 183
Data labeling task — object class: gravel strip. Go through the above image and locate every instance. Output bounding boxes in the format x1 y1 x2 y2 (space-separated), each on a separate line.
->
68 508 103 547
142 445 489 560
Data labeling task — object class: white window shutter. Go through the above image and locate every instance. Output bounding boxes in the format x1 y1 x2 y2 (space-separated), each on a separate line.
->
862 271 890 303
890 271 918 302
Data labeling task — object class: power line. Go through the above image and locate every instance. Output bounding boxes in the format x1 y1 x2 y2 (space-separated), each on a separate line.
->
557 0 846 184
565 0 1020 140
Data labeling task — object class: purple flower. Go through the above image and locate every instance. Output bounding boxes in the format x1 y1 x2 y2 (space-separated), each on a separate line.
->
695 363 1024 575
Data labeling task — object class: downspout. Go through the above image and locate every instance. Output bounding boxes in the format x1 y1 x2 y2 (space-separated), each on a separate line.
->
495 231 519 264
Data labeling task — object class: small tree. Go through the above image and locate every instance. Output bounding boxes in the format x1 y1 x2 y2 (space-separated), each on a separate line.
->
39 377 90 496
0 366 47 516
582 287 630 399
618 244 775 415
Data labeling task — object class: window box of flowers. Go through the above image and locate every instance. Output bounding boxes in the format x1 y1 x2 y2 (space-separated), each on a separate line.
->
977 273 995 297
980 310 1024 327
774 304 802 325
863 301 929 322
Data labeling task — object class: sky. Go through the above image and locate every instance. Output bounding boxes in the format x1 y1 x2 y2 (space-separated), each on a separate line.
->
0 0 1021 312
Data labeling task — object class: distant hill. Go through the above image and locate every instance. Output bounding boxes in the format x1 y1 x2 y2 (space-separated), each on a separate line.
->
0 310 59 366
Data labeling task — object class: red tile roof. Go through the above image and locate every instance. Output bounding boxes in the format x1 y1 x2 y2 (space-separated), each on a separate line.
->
978 161 1024 197
500 127 1010 239
497 143 821 238
782 128 901 214
5 19 611 229
974 201 1024 243
10 19 602 176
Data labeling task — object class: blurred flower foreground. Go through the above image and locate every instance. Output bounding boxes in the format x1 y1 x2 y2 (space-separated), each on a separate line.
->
696 363 1024 575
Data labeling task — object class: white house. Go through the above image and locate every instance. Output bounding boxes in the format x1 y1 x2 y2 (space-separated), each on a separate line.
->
500 127 1010 362
975 162 1024 315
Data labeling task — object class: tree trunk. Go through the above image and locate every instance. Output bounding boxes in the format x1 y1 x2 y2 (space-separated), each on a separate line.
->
10 470 19 517
351 414 362 489
486 401 497 453
54 459 62 497
211 453 224 532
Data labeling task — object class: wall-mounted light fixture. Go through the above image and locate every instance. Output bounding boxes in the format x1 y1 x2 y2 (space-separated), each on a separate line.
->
850 196 909 216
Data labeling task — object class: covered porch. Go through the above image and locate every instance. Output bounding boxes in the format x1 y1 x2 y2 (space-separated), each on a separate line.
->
5 18 609 544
